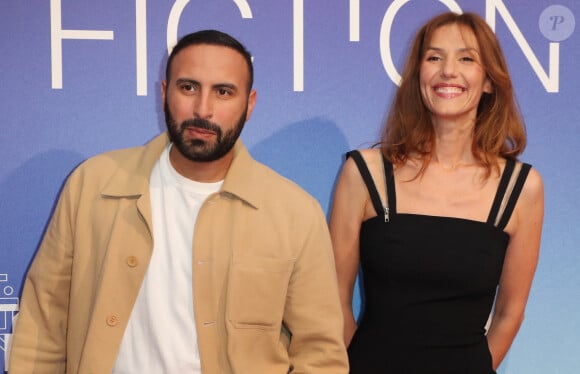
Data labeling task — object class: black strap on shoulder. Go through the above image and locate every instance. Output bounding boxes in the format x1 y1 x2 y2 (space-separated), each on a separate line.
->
496 163 532 230
346 150 384 216
487 159 515 225
383 155 396 215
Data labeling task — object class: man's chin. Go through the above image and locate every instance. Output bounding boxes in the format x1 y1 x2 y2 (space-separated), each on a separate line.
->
180 145 222 163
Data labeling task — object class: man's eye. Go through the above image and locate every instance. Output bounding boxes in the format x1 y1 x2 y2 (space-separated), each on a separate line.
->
217 88 232 96
180 83 197 92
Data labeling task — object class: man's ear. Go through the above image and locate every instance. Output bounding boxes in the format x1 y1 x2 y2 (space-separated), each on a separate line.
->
161 80 167 104
245 89 257 121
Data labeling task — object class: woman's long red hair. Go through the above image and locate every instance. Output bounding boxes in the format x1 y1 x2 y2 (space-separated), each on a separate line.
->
380 12 526 178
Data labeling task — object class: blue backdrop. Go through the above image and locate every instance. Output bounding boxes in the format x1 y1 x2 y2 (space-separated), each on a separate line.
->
1 1 578 372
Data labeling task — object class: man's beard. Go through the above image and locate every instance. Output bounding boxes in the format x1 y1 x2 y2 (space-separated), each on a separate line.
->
164 100 246 162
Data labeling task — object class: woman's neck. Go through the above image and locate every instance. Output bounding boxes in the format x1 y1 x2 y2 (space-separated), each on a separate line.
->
431 117 476 170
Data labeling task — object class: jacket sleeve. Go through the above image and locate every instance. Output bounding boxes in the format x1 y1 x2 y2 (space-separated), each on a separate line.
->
284 199 349 373
8 174 77 373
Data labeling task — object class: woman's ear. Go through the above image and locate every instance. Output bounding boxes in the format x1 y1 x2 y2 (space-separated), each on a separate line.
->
483 77 493 94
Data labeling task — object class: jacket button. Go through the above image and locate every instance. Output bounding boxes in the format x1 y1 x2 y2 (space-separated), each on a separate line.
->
127 256 138 267
106 315 119 326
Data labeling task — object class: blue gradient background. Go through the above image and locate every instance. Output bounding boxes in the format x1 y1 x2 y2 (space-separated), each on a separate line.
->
1 1 579 372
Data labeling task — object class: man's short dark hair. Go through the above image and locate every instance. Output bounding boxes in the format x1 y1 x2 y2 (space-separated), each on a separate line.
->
165 29 254 91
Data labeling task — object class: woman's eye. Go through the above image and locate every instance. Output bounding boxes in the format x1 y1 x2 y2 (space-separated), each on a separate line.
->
426 55 441 61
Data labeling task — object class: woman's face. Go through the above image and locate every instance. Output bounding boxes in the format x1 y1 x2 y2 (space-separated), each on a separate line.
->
419 23 492 125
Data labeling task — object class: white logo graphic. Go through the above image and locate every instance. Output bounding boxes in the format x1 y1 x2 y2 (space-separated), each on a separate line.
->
0 274 19 373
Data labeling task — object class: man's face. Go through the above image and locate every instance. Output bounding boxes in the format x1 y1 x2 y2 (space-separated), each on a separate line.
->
162 44 256 163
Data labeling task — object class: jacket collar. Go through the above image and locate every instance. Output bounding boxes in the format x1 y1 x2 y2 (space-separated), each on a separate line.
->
221 140 261 209
101 132 261 209
101 133 169 198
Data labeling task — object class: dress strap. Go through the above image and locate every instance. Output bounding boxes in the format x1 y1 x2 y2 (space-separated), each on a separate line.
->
487 159 515 225
487 159 532 229
384 157 396 217
346 150 384 217
496 163 531 229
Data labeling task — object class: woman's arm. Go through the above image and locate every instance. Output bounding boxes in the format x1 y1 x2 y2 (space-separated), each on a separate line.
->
487 167 544 369
329 156 369 346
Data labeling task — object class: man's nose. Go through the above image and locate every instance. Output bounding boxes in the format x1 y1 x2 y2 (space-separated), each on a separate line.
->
193 93 213 119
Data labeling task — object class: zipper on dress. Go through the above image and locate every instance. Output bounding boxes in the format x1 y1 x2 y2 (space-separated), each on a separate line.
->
384 206 390 223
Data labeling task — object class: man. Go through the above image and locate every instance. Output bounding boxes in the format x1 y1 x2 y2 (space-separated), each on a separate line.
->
9 30 348 373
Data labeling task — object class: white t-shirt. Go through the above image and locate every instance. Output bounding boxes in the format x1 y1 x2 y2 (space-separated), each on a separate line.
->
112 144 222 374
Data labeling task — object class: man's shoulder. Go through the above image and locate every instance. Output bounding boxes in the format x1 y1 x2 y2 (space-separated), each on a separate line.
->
72 145 143 182
85 143 146 165
249 159 320 207
75 133 167 175
65 133 167 194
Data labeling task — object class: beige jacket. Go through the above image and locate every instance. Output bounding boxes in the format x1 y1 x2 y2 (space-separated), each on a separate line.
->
9 133 348 373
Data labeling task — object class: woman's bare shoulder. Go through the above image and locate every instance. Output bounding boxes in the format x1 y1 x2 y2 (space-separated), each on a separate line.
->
519 165 544 202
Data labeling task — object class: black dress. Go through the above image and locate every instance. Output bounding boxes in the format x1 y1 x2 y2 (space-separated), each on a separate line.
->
346 151 531 374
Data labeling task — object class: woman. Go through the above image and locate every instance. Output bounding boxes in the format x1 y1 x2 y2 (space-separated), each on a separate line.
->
330 12 543 373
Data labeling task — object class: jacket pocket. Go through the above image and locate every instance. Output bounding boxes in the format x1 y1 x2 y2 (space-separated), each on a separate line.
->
227 255 295 330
